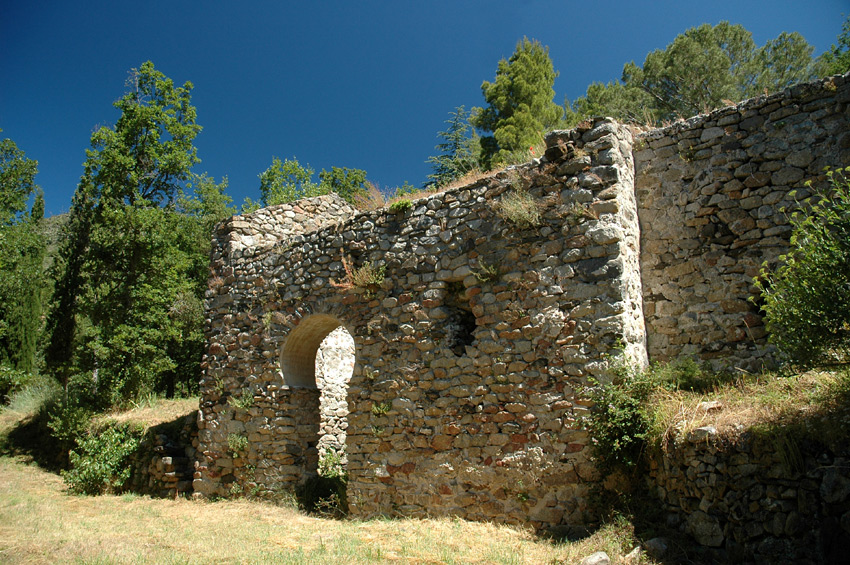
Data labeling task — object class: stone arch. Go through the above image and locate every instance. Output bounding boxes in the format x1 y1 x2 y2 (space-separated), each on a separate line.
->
279 313 352 388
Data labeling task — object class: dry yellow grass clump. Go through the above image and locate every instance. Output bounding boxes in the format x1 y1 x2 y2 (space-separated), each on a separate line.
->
651 369 850 446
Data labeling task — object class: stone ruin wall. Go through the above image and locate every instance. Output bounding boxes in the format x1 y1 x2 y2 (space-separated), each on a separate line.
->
649 426 850 564
315 326 354 459
196 120 646 532
194 73 850 532
636 73 850 371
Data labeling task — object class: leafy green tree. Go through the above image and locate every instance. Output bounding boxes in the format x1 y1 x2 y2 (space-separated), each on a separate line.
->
258 158 369 207
471 38 563 169
755 168 850 368
426 106 479 188
318 166 368 204
259 157 326 207
178 173 235 238
0 134 39 226
47 61 207 405
0 134 45 373
569 22 820 126
818 15 850 76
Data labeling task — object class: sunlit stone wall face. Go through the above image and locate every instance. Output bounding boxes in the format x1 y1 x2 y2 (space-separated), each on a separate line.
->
195 118 647 533
315 326 355 460
193 71 850 534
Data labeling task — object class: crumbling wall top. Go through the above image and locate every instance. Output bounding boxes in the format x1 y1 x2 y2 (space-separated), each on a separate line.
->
212 192 357 262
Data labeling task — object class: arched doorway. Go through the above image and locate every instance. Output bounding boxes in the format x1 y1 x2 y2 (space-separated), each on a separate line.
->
279 314 354 475
315 326 355 462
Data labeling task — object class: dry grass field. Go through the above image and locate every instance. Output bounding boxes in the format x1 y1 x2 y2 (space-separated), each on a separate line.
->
3 368 847 563
0 455 651 564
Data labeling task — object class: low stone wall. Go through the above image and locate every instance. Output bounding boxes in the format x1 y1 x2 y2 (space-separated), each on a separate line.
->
650 425 850 564
635 73 850 371
126 412 198 498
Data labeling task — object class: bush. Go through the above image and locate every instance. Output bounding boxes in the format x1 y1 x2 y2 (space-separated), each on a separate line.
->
0 365 34 404
62 424 141 495
585 363 658 474
755 167 850 368
585 358 724 474
389 199 412 213
300 448 348 516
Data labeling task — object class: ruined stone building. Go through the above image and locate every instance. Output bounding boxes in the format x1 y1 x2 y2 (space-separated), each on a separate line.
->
194 74 850 532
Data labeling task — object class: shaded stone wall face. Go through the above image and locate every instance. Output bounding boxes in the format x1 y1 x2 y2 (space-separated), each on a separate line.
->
126 413 198 498
195 119 647 531
650 429 850 564
635 74 850 370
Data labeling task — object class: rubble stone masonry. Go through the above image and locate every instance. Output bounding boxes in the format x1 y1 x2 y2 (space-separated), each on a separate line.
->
194 73 850 533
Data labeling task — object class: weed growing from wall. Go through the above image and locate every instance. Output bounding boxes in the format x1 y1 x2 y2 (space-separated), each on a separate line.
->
473 261 500 283
228 388 254 412
331 256 385 292
389 199 412 213
494 189 541 228
227 433 249 457
564 202 599 225
371 401 391 416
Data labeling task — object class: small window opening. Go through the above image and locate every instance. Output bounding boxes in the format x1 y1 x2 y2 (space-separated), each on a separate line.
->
444 289 477 356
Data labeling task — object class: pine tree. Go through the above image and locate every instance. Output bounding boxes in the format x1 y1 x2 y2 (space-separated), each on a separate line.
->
471 38 563 169
426 106 479 188
0 135 45 373
567 22 820 126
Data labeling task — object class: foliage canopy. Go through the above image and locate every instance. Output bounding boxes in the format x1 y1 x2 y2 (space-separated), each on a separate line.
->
46 61 215 406
0 134 46 373
817 15 850 76
566 22 820 126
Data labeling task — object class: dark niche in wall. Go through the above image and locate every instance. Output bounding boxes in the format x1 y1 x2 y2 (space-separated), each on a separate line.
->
444 285 477 356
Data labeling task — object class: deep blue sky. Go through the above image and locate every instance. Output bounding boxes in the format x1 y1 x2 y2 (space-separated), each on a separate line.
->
1 1 846 216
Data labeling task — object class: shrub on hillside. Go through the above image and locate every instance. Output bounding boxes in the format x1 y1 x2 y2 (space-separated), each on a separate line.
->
0 365 34 404
755 167 850 368
585 358 725 474
63 424 141 495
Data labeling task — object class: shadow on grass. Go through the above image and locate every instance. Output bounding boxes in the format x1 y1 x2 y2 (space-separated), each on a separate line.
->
0 396 72 472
